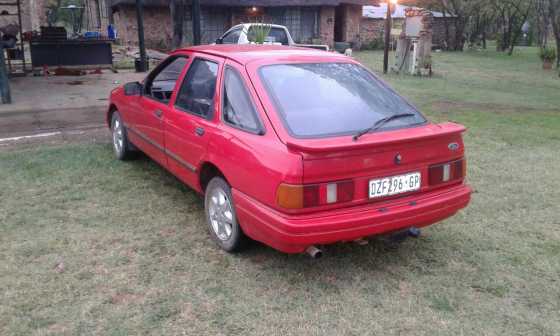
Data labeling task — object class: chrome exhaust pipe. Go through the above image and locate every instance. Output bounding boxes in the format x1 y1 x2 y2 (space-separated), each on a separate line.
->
305 245 323 259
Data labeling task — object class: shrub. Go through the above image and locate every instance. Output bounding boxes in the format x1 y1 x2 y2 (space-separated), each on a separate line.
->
539 47 557 62
245 22 272 45
363 37 385 50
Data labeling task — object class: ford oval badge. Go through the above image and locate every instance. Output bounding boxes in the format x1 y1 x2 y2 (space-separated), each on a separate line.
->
448 142 460 151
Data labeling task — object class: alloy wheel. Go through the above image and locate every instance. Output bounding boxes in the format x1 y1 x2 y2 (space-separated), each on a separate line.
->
208 187 234 241
112 118 124 155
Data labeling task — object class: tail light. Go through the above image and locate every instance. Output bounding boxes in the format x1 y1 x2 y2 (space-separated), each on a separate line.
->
429 158 465 186
277 180 354 209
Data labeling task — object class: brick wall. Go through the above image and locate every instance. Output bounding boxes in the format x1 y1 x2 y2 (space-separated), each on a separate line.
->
359 18 385 45
319 6 334 47
342 4 361 46
2 0 49 32
111 4 362 51
113 6 173 50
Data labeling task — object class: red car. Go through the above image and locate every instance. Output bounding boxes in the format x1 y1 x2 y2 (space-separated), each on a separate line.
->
107 45 471 256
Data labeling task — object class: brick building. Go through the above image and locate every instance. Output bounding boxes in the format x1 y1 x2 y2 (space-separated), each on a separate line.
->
110 0 371 50
0 0 48 32
360 4 458 50
0 0 110 34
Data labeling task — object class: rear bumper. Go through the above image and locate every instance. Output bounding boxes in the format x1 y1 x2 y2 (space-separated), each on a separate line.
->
233 184 471 253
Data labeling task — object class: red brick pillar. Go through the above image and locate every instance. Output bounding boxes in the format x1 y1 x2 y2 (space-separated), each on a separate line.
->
319 6 335 48
343 4 362 48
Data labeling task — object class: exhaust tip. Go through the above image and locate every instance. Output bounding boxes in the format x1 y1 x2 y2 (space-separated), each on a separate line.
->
305 245 323 259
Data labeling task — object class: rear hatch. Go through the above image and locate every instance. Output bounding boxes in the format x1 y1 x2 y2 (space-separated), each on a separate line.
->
287 122 467 208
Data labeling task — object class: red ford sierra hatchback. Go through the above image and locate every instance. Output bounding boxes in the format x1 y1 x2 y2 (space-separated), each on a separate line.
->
107 45 471 255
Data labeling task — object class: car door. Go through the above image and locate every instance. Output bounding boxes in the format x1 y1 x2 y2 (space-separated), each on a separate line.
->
164 54 222 187
129 56 188 167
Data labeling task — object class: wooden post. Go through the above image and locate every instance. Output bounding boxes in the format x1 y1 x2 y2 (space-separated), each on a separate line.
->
135 0 148 72
383 1 392 74
192 0 201 45
0 47 12 104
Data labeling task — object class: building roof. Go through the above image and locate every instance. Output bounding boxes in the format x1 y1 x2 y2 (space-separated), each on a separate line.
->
173 44 349 65
362 4 453 19
112 0 372 8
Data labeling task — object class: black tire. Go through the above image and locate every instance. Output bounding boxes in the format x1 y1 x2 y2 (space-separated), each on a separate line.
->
111 111 136 160
204 177 247 252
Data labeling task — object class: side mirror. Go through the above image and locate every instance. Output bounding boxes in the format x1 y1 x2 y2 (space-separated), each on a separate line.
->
215 37 223 45
124 81 143 96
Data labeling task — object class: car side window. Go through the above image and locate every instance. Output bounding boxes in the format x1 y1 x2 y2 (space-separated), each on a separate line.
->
175 58 219 118
222 67 263 134
145 57 188 103
222 28 241 44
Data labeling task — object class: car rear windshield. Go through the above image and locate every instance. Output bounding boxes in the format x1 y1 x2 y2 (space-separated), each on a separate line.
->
259 63 426 138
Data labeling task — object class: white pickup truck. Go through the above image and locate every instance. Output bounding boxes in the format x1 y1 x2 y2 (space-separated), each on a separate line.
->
215 23 329 51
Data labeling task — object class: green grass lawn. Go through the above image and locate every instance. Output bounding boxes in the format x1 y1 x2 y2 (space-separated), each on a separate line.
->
1 47 560 335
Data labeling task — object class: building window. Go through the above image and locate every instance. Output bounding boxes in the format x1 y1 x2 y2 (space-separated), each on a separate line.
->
183 6 230 45
264 7 320 44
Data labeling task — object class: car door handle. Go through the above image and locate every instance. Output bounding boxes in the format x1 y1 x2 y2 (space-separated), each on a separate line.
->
154 109 163 118
195 127 205 136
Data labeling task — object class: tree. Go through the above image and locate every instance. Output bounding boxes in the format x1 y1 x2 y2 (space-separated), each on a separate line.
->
408 0 489 50
492 0 534 55
549 0 560 66
535 0 551 47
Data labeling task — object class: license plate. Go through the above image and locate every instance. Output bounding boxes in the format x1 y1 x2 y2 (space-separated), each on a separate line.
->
369 172 421 198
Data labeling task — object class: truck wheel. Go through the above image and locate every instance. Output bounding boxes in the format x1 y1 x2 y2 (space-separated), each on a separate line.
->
205 177 247 252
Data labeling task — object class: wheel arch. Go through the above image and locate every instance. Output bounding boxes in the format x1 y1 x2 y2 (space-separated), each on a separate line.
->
199 161 230 193
107 104 118 128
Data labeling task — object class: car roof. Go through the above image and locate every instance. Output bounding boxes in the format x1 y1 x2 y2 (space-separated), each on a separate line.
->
173 44 349 65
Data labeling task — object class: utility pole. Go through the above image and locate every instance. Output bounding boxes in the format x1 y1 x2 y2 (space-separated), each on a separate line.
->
383 0 395 74
192 0 201 45
0 36 16 104
0 46 12 104
135 0 148 72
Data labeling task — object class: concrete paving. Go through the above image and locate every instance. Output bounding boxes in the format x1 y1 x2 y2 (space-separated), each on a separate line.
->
0 70 145 138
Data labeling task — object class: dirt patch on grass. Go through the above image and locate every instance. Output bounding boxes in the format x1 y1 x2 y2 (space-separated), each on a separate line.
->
110 293 144 305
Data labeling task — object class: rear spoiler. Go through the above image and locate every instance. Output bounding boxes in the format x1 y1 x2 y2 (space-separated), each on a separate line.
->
286 122 466 154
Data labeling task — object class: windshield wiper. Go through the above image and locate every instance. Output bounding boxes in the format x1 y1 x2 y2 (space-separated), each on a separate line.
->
352 113 416 141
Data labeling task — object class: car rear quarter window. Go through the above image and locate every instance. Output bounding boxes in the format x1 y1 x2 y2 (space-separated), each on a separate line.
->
222 67 263 134
175 59 219 118
259 63 425 138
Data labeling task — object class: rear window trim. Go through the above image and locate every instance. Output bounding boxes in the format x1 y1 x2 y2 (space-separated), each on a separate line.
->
257 62 427 139
221 65 266 135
